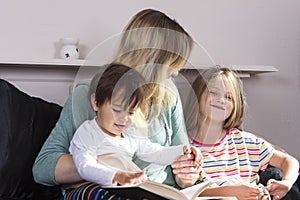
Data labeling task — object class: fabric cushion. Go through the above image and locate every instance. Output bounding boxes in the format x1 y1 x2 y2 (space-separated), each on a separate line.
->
0 79 63 200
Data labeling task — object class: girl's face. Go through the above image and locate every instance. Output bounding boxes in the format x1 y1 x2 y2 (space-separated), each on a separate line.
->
92 94 135 137
200 77 234 123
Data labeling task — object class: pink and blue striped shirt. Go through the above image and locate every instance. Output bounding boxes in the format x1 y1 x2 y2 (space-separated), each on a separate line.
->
190 129 274 186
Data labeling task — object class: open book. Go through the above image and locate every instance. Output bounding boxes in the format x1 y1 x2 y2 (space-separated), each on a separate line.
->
97 153 225 200
102 179 214 200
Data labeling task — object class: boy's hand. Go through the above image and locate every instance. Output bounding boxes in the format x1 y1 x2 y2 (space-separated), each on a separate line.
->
113 170 147 186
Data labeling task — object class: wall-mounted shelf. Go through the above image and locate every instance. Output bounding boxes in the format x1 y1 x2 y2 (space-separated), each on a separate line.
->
0 58 278 77
0 58 86 68
183 65 278 78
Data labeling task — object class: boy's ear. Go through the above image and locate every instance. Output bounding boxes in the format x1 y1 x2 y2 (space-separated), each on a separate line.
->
90 93 98 112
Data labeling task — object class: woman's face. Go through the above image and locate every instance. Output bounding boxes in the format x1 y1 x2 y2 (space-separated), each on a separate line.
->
200 78 234 123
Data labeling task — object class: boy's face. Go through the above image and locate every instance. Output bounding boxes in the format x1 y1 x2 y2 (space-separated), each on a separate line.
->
93 93 135 137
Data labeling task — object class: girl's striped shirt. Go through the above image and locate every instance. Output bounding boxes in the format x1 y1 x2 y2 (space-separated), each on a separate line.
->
190 129 274 186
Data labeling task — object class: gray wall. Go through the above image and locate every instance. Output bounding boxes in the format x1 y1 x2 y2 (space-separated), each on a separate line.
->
0 1 299 160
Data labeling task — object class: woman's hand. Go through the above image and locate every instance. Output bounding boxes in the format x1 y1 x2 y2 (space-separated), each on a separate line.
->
113 170 147 186
172 146 202 188
265 179 291 200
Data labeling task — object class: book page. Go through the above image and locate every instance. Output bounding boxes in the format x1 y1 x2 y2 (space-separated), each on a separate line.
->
139 180 188 200
101 176 216 199
97 153 141 172
97 153 217 199
180 180 215 199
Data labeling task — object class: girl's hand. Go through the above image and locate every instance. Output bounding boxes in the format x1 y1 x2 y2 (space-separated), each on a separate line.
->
112 170 147 186
226 184 264 200
172 146 202 188
265 179 291 200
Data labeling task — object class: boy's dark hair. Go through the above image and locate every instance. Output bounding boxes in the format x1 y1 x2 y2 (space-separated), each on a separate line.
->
93 63 145 110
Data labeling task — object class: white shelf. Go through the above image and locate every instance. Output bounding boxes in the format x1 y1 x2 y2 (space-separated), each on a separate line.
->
0 58 278 77
0 58 86 67
183 65 278 78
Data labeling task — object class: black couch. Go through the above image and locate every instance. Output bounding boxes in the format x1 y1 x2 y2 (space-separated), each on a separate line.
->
0 79 62 200
259 165 300 200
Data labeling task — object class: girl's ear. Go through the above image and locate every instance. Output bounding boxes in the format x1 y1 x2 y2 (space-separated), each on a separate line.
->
90 93 99 112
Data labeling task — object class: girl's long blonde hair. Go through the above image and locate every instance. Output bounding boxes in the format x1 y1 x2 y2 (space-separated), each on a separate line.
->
185 67 246 131
113 9 193 119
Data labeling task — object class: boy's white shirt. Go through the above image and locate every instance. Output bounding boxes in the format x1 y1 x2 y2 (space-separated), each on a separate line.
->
69 118 185 185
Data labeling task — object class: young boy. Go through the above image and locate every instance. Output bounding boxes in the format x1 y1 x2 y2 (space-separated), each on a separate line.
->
69 63 200 187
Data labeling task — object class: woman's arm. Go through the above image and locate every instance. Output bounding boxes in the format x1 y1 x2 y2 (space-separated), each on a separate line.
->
200 184 263 200
167 82 201 187
54 154 83 185
32 82 94 186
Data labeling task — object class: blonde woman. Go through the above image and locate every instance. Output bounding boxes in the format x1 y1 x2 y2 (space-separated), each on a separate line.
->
33 9 200 199
185 67 299 200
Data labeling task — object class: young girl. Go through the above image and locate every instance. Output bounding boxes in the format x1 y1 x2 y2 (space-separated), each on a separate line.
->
68 63 200 189
185 67 299 200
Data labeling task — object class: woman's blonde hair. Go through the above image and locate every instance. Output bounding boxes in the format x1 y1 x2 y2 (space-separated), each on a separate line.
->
185 67 246 131
113 9 193 119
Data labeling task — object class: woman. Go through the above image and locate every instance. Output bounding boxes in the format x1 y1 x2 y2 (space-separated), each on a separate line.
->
33 8 200 199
